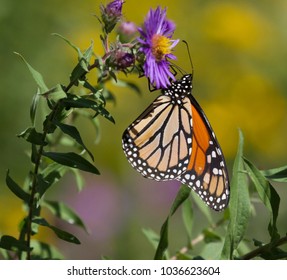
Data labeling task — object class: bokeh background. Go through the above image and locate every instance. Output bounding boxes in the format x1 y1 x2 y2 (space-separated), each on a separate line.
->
0 0 286 259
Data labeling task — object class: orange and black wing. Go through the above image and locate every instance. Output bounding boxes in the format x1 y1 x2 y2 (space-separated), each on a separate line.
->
177 94 230 211
122 74 229 211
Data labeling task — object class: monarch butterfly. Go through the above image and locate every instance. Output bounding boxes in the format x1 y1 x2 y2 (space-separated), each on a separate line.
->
122 74 229 211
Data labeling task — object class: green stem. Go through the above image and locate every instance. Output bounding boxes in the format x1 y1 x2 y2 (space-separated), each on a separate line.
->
241 235 287 260
170 218 226 260
26 101 62 260
25 59 99 259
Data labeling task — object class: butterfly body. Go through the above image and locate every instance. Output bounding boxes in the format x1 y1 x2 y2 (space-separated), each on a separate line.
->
122 75 229 211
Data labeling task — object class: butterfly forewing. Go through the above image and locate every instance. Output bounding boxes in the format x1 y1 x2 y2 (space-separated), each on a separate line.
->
122 94 193 181
122 74 230 211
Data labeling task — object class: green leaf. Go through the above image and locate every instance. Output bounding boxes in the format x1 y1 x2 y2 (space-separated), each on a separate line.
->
52 33 82 55
61 95 115 123
201 242 223 260
190 191 213 224
6 170 30 203
54 121 94 161
91 117 101 144
14 52 48 93
261 165 287 183
154 185 191 260
0 247 11 259
52 34 94 84
109 69 117 82
52 33 94 70
154 219 169 260
142 228 160 251
38 163 67 197
30 90 40 126
43 200 88 232
80 41 94 71
17 127 47 146
182 198 193 241
0 235 29 252
83 82 106 104
30 240 64 260
244 158 280 241
33 218 80 244
203 229 221 243
43 152 100 175
70 168 85 191
221 130 250 260
40 84 67 101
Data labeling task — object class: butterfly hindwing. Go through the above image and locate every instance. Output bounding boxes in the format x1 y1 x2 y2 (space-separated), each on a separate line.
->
177 93 229 211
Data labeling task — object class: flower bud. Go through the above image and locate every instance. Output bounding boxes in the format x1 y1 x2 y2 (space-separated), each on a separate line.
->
101 0 124 34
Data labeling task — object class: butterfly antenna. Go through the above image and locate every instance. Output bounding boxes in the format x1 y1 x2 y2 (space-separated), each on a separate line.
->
182 40 194 77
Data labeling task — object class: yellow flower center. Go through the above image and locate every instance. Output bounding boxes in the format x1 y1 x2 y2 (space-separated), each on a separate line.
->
151 34 172 61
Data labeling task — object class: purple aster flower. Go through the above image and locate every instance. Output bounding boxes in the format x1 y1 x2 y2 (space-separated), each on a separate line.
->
138 6 179 89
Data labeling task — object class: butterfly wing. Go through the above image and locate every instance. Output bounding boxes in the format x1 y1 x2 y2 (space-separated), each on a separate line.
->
122 94 193 181
177 94 230 211
122 74 229 211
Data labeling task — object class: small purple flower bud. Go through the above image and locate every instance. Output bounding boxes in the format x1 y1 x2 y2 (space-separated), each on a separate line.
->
105 0 124 18
115 51 135 70
101 0 124 34
118 21 138 37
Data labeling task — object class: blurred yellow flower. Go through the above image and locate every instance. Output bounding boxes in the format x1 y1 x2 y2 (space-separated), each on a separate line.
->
205 72 287 161
202 3 272 53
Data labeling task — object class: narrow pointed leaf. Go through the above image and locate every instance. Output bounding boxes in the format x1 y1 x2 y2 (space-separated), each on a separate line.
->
81 41 94 71
70 168 85 191
261 165 287 183
30 90 40 126
182 198 193 241
221 130 250 260
142 228 160 250
244 158 280 240
41 84 67 101
43 152 100 174
190 191 213 224
0 235 29 252
33 218 80 244
61 95 115 123
53 33 94 82
154 185 191 260
6 170 30 203
14 52 48 93
52 33 82 58
37 164 67 197
17 127 47 146
54 121 94 161
43 200 88 232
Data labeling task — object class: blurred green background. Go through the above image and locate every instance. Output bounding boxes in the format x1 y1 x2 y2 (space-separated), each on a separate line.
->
0 0 286 259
